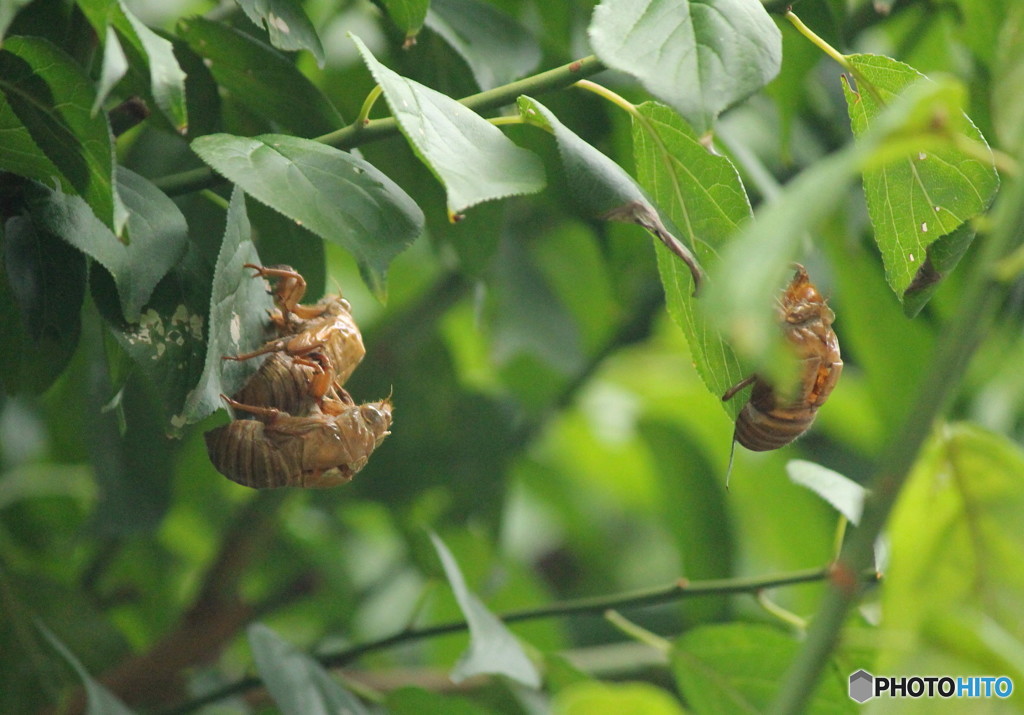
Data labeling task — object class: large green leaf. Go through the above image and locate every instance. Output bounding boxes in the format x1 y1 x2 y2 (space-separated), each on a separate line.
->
353 35 545 217
425 0 542 91
40 625 136 715
553 681 687 714
588 0 781 134
631 101 750 414
843 54 999 306
673 623 851 713
177 17 342 138
879 424 1024 683
248 623 370 715
517 96 703 294
77 0 188 132
429 532 541 688
30 168 188 323
181 188 275 424
191 132 423 298
0 36 120 230
702 77 974 381
0 214 86 395
236 0 325 68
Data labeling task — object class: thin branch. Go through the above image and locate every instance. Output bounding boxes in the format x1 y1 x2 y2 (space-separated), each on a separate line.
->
154 56 606 197
163 565 871 714
768 170 1024 713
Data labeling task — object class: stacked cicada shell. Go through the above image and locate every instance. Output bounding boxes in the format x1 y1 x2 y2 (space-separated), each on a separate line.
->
205 265 393 489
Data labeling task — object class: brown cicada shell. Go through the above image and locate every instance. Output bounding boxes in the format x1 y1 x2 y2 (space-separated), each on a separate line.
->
723 264 843 452
225 265 366 413
204 396 393 489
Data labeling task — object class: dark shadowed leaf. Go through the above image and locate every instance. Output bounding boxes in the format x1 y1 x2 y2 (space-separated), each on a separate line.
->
430 532 541 688
177 16 342 138
236 0 325 67
181 188 275 424
0 36 121 230
77 0 188 132
248 623 370 715
29 168 187 323
631 101 750 415
588 0 781 134
0 215 86 394
354 35 545 217
191 132 423 298
517 96 703 293
425 0 542 90
843 54 998 303
39 623 137 715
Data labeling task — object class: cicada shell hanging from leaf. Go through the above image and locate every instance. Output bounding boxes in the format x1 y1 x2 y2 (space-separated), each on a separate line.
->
204 396 393 489
722 264 843 452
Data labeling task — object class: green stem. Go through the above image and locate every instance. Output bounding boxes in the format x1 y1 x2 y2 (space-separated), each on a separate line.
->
355 84 384 125
163 566 860 714
786 11 885 106
154 55 606 197
768 171 1024 714
604 609 673 655
574 79 640 117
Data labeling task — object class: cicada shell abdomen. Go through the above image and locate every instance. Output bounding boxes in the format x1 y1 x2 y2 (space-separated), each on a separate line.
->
204 419 300 489
728 265 843 452
232 352 320 416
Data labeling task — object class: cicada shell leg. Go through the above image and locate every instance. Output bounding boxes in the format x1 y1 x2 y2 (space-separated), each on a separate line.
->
722 375 757 402
220 394 282 423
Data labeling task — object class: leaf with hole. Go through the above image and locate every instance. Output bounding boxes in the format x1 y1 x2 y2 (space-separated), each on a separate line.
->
588 0 781 134
236 0 325 67
191 132 423 298
177 16 342 138
354 35 545 218
843 54 998 307
181 187 275 424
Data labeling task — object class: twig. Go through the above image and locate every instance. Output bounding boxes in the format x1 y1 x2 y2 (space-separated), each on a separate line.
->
768 167 1024 713
163 565 870 714
154 56 606 197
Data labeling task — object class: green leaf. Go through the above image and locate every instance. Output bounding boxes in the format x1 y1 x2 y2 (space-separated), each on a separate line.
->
425 0 542 91
588 0 782 134
673 623 851 713
631 101 751 415
237 0 325 68
190 132 423 298
843 54 999 302
30 168 188 323
39 623 137 715
517 96 703 293
77 0 189 132
92 26 128 116
702 76 972 381
786 460 865 525
1 214 86 395
248 623 370 715
429 532 541 688
353 35 545 217
387 687 491 715
901 223 975 318
177 16 343 138
553 681 687 715
0 463 96 511
879 424 1024 682
381 0 429 42
181 188 275 424
0 36 120 230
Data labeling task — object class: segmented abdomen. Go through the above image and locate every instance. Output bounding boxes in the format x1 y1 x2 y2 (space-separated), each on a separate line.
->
204 420 296 489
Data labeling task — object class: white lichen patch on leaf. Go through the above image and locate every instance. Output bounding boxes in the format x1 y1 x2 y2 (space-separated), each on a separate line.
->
268 13 290 34
230 312 242 344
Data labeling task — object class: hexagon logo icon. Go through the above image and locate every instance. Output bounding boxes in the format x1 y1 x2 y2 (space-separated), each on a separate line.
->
849 669 874 703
